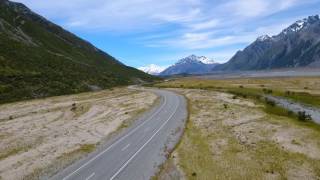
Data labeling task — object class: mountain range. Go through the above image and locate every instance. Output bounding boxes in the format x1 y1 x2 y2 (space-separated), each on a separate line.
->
0 0 157 103
215 15 320 71
140 15 320 76
159 55 219 76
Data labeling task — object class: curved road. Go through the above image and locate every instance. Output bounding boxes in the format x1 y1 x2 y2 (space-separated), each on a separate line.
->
51 88 187 180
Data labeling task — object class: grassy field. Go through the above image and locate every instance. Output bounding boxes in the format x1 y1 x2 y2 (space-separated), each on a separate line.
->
155 77 320 180
156 77 320 108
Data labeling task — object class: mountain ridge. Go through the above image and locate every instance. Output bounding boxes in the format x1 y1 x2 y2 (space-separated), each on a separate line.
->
215 15 320 71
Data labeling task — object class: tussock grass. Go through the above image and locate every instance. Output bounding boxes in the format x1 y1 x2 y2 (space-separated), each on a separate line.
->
78 144 96 153
22 144 97 180
0 146 28 160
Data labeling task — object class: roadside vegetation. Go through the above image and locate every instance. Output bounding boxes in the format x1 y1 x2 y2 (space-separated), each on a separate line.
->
154 77 320 180
156 77 320 108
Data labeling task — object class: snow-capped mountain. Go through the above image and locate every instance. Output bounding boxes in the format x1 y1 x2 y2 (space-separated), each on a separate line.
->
178 55 216 64
160 55 219 76
138 64 167 75
282 15 319 35
215 15 320 71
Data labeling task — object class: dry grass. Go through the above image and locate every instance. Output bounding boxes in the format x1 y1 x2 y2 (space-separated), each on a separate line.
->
0 88 158 180
158 77 320 92
157 77 320 107
158 89 320 180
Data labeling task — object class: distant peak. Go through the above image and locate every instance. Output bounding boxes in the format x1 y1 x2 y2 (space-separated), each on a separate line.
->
177 55 216 65
257 35 271 41
138 64 167 75
185 54 198 60
282 14 320 34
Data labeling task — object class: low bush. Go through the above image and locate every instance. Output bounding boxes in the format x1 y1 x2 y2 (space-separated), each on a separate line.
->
297 111 312 121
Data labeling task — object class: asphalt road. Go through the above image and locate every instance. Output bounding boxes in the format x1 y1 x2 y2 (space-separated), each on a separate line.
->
51 88 187 180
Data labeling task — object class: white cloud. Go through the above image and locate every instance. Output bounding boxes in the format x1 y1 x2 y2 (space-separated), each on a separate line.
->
220 0 269 18
15 0 313 33
215 0 299 19
15 0 204 31
187 19 220 30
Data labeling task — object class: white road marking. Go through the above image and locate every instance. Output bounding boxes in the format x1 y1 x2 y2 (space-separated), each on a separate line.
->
121 144 130 151
110 98 180 180
62 96 167 180
85 172 95 180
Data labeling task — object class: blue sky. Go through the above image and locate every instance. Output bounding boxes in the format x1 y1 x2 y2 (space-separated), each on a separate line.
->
15 0 320 69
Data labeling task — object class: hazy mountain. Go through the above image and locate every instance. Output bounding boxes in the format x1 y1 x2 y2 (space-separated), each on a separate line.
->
138 64 167 75
160 55 219 76
215 15 320 71
0 0 157 104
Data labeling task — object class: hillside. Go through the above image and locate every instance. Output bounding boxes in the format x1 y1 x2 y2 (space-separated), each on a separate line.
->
0 0 157 104
215 15 320 71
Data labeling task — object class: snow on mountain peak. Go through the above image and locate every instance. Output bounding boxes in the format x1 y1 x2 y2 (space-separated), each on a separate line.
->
177 55 216 65
257 35 271 41
138 64 167 75
282 15 319 34
198 56 216 64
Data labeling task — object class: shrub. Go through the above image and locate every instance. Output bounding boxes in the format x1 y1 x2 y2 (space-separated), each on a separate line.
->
285 91 291 96
297 111 312 121
287 110 294 116
262 88 273 94
265 98 276 107
71 103 77 111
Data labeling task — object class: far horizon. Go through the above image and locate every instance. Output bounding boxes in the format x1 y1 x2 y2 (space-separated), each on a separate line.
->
14 0 320 68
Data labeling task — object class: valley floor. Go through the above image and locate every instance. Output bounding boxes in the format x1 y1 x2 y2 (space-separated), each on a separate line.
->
157 89 320 179
155 76 320 180
0 88 158 180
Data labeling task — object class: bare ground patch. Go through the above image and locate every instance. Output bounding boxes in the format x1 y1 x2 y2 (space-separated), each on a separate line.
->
0 88 158 180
